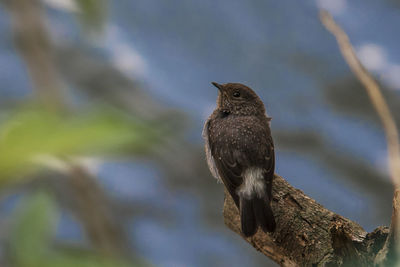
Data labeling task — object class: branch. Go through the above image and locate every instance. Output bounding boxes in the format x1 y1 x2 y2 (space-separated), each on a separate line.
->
6 0 63 108
223 175 388 266
67 164 129 257
320 10 400 265
319 10 400 188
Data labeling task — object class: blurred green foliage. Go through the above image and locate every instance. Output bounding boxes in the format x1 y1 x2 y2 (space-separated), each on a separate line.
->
0 0 157 266
9 191 134 267
75 0 107 32
0 106 162 182
0 105 160 265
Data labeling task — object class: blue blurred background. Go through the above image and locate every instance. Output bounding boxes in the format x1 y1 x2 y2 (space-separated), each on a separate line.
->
0 0 399 266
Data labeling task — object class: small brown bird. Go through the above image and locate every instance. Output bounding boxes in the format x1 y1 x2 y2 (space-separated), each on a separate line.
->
203 82 276 237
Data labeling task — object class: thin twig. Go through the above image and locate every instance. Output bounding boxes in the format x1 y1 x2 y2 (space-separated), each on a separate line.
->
320 10 400 264
319 10 400 187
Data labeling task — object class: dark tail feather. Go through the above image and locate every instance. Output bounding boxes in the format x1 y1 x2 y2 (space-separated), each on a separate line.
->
240 198 257 237
253 196 276 233
240 196 276 237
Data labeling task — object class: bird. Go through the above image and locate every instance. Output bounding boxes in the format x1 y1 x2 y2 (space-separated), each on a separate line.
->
203 82 276 237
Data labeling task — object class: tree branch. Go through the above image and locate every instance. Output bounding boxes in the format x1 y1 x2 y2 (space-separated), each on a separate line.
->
67 164 129 257
6 0 63 108
319 10 400 188
223 175 388 266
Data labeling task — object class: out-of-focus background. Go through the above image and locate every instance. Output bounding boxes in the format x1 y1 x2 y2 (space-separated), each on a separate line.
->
0 0 399 266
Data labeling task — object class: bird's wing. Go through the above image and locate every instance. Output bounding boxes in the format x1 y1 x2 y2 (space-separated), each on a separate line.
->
263 134 275 201
204 118 243 207
213 147 243 208
202 118 222 182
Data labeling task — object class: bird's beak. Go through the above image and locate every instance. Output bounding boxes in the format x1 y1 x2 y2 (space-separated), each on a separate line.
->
211 82 223 92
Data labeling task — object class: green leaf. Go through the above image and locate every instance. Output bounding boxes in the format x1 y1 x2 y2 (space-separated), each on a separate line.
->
0 107 162 182
74 0 107 32
9 191 141 267
9 192 57 267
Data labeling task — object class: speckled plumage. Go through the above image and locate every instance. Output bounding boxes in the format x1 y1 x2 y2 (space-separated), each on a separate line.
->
203 82 276 237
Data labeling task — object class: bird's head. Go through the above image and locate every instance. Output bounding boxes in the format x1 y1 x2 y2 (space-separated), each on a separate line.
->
212 82 266 116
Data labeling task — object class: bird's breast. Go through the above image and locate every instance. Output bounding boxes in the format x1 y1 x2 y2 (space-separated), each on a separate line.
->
209 115 267 153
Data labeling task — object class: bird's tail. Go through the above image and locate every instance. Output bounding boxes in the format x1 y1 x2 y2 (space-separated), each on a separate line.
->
240 196 276 237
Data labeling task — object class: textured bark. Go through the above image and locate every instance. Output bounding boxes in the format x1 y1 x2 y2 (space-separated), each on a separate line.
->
223 174 389 266
374 189 400 266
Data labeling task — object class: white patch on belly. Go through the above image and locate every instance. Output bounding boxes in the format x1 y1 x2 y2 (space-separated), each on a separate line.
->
237 167 265 199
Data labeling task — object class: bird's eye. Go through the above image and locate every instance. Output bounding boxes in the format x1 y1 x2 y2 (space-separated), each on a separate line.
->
233 92 240 98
